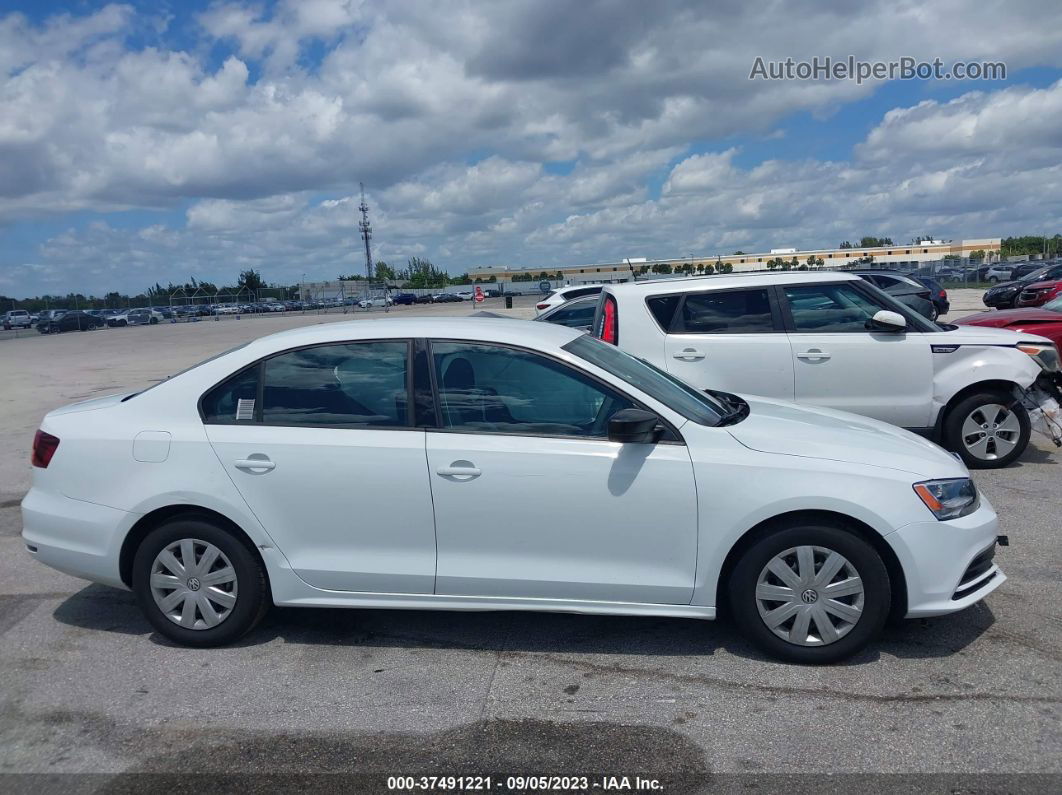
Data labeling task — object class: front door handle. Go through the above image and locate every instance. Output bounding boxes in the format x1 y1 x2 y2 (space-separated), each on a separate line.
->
673 348 705 361
436 461 481 479
796 349 831 361
234 456 275 472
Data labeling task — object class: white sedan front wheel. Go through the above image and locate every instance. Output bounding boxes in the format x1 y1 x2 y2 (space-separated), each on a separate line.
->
728 523 890 664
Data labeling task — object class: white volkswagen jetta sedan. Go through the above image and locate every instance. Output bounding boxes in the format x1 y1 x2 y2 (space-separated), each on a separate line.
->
22 318 1004 663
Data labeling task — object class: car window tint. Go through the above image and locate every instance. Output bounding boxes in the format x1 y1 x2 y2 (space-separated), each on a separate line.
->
546 301 596 327
431 341 634 437
646 295 681 330
785 284 886 332
201 367 260 423
262 341 409 426
681 289 774 333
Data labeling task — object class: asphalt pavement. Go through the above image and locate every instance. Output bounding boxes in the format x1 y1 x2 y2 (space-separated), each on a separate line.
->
0 290 1058 791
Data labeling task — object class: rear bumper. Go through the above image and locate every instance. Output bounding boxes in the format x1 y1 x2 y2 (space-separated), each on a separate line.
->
21 487 134 589
885 500 1005 618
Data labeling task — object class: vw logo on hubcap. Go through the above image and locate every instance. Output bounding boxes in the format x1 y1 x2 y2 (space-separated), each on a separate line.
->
186 577 201 591
800 588 818 604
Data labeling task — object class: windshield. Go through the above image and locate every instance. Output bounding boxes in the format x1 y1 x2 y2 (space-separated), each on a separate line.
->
563 335 727 426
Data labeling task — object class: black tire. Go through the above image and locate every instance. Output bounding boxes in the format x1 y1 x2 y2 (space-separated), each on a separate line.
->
150 317 158 324
928 305 939 322
987 277 998 283
943 390 1030 469
132 515 270 647
727 522 890 664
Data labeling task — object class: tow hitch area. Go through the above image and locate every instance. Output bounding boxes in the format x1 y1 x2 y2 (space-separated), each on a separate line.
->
997 535 1010 547
1022 376 1062 448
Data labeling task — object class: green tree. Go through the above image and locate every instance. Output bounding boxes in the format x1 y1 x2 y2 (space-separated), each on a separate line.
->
374 261 396 281
969 249 986 261
859 236 893 248
839 241 853 249
719 262 733 274
238 269 264 290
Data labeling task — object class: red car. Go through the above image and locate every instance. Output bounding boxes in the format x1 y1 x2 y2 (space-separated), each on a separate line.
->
953 296 1062 348
1016 279 1062 308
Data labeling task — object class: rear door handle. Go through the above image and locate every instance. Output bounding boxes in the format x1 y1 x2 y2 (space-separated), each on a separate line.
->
234 457 275 472
673 348 705 361
436 461 481 479
796 349 831 361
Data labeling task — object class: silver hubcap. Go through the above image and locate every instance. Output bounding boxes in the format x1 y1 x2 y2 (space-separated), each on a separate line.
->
755 546 864 647
150 539 238 630
961 404 1021 460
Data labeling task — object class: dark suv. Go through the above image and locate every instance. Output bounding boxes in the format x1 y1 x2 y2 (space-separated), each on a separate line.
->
37 310 105 333
983 263 1062 309
849 270 937 320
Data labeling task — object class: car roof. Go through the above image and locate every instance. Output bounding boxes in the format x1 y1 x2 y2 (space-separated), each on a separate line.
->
603 270 860 296
251 316 583 353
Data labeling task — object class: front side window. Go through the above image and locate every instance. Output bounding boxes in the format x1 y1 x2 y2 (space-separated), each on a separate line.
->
784 283 890 332
680 289 774 333
431 341 634 437
262 341 410 426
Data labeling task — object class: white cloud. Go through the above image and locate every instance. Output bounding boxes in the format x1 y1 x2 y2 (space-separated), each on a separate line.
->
3 1 1062 295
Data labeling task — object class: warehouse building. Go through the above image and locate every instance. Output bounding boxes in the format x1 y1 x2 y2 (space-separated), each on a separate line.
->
468 238 1001 284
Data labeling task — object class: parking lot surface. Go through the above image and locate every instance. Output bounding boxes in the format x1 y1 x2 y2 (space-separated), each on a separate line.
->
0 290 1058 788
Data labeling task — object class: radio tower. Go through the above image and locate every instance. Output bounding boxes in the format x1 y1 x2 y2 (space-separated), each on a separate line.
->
358 183 374 280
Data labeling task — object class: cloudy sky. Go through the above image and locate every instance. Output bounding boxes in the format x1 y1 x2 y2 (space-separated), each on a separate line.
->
2 1 1062 297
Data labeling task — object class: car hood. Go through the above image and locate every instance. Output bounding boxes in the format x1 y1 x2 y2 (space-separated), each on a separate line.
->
1021 280 1062 290
933 324 1054 346
954 309 1062 328
726 395 966 478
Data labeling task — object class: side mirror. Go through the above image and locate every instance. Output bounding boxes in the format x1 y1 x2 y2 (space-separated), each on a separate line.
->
608 408 662 444
866 309 907 333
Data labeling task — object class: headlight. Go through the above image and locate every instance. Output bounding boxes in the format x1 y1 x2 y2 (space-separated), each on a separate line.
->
913 479 979 520
1017 342 1061 373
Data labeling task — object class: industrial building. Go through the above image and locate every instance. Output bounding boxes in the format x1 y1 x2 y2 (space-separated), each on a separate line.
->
468 238 1001 284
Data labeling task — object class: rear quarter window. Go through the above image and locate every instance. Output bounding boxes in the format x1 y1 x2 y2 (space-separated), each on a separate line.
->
646 295 681 330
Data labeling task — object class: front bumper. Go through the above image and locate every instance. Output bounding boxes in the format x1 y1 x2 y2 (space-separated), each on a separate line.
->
885 500 1005 618
21 487 135 589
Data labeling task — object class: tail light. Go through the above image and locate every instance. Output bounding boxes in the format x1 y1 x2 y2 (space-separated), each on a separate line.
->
600 295 618 344
536 303 550 310
32 430 60 468
939 289 947 299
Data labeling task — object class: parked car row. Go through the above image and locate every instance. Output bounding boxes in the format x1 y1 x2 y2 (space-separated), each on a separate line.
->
982 263 1062 309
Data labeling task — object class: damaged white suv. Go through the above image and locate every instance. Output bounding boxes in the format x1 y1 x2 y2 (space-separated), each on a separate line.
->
593 272 1062 468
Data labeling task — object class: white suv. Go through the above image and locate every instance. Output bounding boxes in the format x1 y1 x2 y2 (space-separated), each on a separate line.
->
593 272 1061 468
3 310 32 329
536 284 604 315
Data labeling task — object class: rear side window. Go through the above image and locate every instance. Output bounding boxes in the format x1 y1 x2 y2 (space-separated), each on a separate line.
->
646 295 681 330
680 289 774 333
201 367 259 423
262 341 410 427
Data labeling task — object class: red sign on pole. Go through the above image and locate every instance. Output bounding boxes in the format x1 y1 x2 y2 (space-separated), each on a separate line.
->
474 286 485 303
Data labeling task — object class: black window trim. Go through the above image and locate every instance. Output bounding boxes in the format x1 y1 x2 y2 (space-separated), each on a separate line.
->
198 337 418 431
645 285 786 335
775 280 932 334
425 337 685 445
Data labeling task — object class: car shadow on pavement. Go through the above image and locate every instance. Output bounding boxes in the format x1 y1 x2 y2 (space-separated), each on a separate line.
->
52 583 995 665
